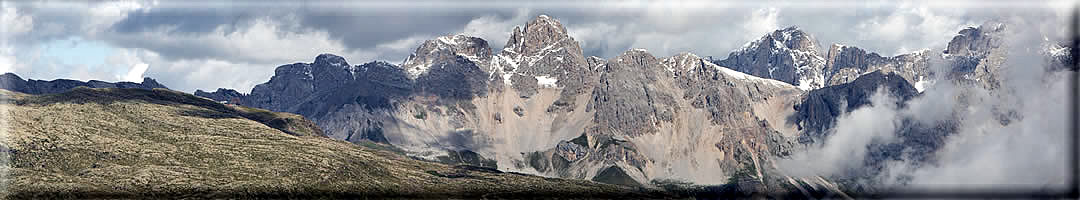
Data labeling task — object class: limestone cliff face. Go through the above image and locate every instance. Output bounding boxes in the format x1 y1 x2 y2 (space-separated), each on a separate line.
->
822 44 931 90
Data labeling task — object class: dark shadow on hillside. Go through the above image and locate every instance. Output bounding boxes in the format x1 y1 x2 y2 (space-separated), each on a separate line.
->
12 87 325 137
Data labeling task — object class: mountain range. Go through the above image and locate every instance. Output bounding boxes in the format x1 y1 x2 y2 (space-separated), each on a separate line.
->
1 87 658 198
2 14 1072 198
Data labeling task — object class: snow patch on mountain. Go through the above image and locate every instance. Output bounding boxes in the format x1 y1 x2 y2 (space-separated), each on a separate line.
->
914 78 931 92
536 75 558 88
502 73 513 85
712 62 794 88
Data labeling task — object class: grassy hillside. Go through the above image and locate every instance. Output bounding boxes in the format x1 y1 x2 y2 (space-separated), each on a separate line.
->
0 87 653 198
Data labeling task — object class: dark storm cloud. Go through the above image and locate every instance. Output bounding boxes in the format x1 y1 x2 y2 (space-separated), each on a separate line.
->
297 13 478 49
6 0 1069 95
110 7 260 35
93 3 526 63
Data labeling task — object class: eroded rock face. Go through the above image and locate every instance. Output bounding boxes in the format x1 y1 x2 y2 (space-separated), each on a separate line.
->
0 73 169 95
667 52 797 125
586 56 607 72
402 35 493 79
588 49 677 137
194 15 835 195
942 22 1008 90
525 49 806 189
945 23 1006 58
413 52 490 100
713 26 826 90
823 44 931 89
490 14 595 112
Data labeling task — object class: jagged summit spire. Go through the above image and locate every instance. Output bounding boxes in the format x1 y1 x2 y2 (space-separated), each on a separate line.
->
488 14 591 100
502 14 575 56
528 14 567 33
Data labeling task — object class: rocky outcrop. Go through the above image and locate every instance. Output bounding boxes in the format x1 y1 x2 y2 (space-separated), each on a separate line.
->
713 26 826 90
823 44 931 89
588 49 677 137
193 88 244 103
941 22 1008 90
586 56 607 71
0 73 168 95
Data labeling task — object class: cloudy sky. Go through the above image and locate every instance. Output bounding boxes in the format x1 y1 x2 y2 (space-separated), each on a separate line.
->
0 0 1073 93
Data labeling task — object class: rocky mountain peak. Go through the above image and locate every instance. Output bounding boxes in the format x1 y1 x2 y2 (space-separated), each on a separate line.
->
402 34 492 79
140 77 167 89
714 26 826 90
314 53 349 68
610 49 658 69
822 43 931 89
518 14 570 53
944 22 1006 58
501 14 577 58
662 52 706 75
768 26 817 51
308 53 360 82
490 15 591 102
941 21 1009 90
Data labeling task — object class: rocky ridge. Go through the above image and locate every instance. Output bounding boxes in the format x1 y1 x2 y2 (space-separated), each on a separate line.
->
197 15 822 194
823 45 932 90
0 73 168 95
191 14 1067 197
